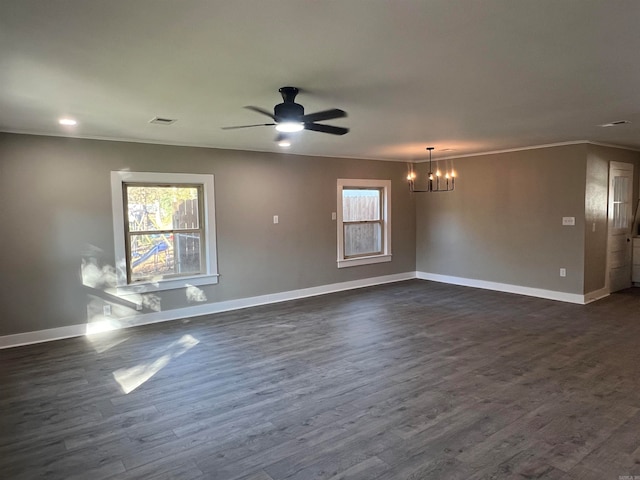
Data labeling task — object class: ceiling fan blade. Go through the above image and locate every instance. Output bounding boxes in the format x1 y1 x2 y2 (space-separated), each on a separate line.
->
300 109 347 123
244 106 276 120
221 123 275 130
304 123 349 135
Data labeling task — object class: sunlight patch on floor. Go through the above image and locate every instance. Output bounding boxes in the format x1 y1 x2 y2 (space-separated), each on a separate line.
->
86 333 130 354
86 317 123 335
112 334 199 394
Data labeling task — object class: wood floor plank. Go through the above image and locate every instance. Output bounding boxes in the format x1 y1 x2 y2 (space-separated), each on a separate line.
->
2 280 640 479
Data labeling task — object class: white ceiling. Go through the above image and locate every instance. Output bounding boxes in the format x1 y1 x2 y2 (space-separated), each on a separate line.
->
1 0 640 161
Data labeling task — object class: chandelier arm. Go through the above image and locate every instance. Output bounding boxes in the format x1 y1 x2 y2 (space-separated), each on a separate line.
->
407 147 455 193
408 181 455 193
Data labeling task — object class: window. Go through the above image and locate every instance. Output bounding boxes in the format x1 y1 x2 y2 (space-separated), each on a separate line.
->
111 172 219 292
612 175 631 230
337 179 391 268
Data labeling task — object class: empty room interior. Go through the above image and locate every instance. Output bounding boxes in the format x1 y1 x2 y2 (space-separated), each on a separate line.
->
3 1 640 479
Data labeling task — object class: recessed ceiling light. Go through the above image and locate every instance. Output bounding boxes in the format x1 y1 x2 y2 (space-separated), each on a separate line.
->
59 118 77 126
599 120 631 127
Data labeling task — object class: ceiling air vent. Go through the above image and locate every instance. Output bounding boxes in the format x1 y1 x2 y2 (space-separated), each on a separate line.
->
599 120 631 127
149 117 177 125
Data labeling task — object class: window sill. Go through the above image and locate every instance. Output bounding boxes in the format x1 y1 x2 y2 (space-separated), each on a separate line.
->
115 273 219 294
337 254 392 269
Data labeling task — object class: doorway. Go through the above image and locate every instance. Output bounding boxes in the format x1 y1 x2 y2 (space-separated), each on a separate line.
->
607 161 634 293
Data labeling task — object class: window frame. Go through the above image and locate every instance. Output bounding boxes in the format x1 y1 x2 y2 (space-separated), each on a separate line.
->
111 171 219 293
337 178 392 268
342 187 384 259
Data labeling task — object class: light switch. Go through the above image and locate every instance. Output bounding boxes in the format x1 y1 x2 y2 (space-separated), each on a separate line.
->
331 212 337 220
273 215 279 224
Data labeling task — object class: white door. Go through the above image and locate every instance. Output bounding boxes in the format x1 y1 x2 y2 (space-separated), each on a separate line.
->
607 161 634 293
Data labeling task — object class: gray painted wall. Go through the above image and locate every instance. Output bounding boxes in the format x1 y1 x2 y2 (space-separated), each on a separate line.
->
416 143 640 295
584 145 609 294
2 133 639 339
0 133 416 336
416 144 588 294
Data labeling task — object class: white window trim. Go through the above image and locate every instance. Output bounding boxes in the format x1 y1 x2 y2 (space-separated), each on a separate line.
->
337 178 392 268
110 171 219 293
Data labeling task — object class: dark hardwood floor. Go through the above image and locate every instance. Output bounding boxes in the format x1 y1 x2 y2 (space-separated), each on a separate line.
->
2 279 640 479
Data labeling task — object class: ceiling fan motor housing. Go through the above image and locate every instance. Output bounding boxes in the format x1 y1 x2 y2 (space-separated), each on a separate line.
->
222 86 348 136
276 86 304 120
275 101 304 120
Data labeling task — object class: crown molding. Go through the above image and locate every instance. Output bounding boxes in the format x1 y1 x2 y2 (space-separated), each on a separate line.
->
3 130 638 164
411 140 640 163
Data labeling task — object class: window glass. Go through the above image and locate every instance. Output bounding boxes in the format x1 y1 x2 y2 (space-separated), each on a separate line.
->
613 176 630 230
124 184 204 283
344 223 382 257
126 186 199 232
342 189 381 222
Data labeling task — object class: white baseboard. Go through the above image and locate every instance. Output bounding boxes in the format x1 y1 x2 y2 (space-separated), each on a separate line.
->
0 272 416 349
1 271 603 349
416 271 587 304
583 286 609 304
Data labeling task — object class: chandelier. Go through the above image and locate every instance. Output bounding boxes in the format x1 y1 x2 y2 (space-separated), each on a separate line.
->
407 147 455 193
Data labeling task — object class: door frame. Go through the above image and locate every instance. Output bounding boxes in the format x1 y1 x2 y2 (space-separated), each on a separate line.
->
605 161 634 294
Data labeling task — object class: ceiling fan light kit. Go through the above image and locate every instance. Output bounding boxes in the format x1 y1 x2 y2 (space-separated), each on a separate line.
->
408 147 456 193
222 86 349 145
275 122 304 133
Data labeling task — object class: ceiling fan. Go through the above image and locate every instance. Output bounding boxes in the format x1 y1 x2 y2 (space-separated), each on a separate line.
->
222 87 349 143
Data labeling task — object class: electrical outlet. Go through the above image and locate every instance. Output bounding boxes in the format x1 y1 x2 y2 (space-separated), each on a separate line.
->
332 212 337 220
103 305 111 316
560 268 566 277
562 217 575 226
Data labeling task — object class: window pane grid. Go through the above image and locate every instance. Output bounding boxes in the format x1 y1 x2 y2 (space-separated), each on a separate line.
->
126 229 201 235
124 183 205 283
